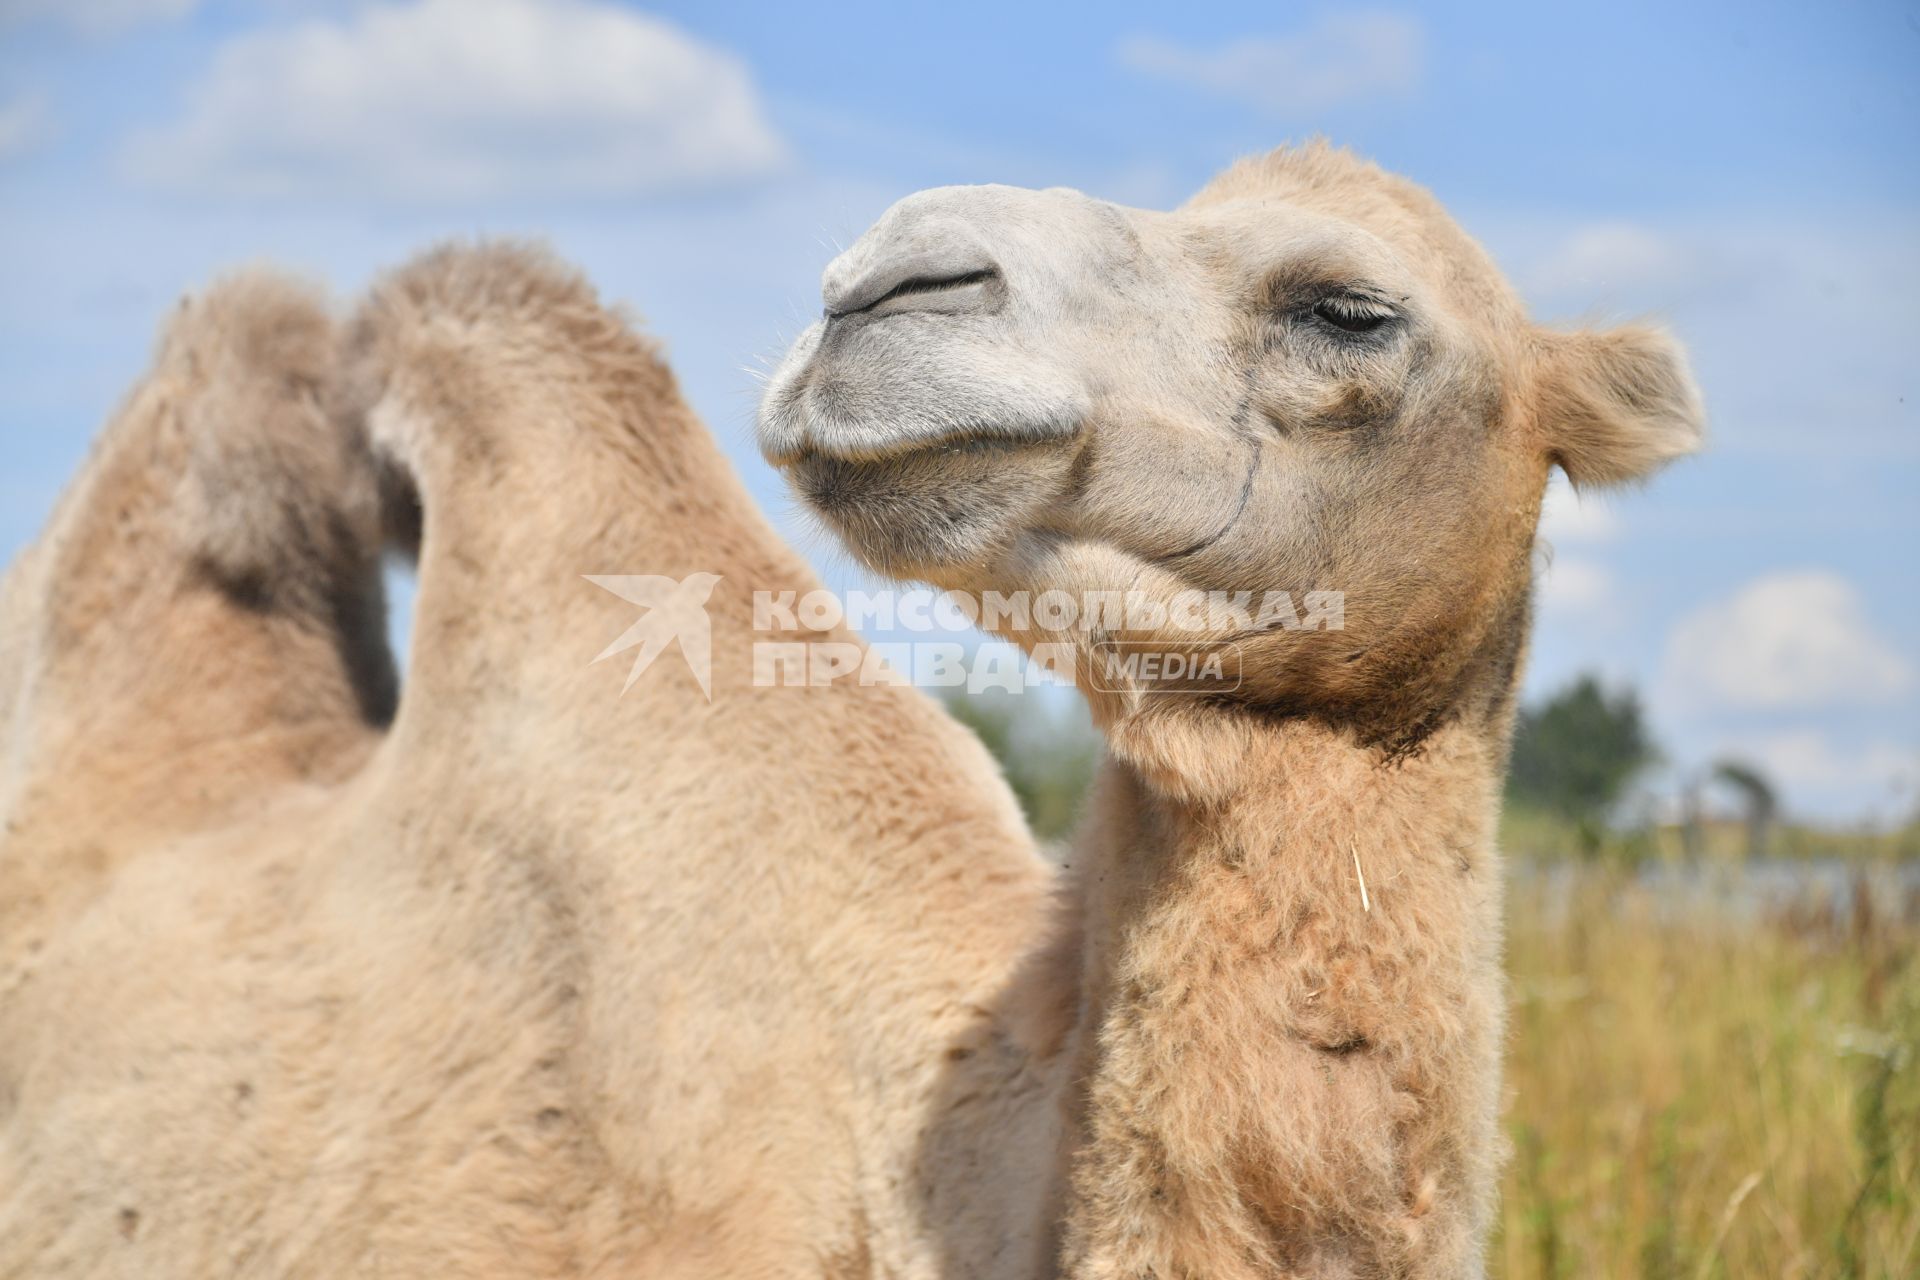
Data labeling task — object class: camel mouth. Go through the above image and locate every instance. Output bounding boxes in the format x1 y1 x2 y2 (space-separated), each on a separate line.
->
787 434 1075 576
778 417 1079 468
790 435 1041 512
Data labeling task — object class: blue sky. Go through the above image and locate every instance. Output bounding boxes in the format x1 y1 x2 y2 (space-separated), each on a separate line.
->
1 0 1915 821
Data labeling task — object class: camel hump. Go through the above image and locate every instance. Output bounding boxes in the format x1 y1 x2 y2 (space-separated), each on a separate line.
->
329 241 754 709
154 271 388 611
1 269 395 842
353 240 607 337
21 267 387 626
338 241 681 488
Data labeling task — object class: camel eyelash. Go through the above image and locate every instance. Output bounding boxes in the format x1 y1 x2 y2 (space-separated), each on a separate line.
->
1308 291 1402 336
1255 272 1406 340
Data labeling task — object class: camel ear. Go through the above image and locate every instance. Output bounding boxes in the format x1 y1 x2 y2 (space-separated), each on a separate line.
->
1532 325 1704 488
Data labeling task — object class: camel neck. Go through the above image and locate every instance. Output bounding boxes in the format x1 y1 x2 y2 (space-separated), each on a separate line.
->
1108 707 1497 864
1058 712 1507 1274
1074 715 1500 1038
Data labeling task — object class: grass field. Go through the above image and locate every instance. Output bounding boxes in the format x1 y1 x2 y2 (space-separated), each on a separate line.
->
1495 860 1918 1279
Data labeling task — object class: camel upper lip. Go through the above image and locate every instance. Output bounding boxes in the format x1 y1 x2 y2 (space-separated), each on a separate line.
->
755 300 1089 467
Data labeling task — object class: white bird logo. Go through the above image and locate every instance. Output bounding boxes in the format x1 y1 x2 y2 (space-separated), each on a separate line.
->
585 573 722 699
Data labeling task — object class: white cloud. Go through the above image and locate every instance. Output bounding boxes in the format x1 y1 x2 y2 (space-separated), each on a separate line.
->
0 0 198 36
1537 557 1613 614
1742 732 1917 793
0 92 49 160
1662 570 1914 712
123 0 788 201
1118 13 1421 115
1527 223 1692 300
1533 479 1619 617
1485 215 1919 464
1731 731 1919 820
1539 474 1617 544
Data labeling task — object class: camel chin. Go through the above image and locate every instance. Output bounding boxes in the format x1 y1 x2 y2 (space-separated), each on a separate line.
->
788 437 1074 576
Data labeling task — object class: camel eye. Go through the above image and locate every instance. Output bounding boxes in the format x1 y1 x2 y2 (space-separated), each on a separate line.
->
1312 294 1396 334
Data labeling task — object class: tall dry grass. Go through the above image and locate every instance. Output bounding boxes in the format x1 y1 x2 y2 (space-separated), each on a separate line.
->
1497 865 1919 1278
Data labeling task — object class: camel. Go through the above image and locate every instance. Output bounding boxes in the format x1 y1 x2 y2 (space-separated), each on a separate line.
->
0 143 1701 1279
757 142 1702 1275
0 250 1064 1277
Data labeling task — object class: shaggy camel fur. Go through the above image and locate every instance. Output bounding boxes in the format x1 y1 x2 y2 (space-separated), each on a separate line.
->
0 254 1065 1276
760 142 1703 1275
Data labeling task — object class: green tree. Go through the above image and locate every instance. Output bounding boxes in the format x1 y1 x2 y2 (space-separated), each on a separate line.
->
1507 675 1659 844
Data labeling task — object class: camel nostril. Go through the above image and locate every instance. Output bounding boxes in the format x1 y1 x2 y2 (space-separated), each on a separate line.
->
821 236 1006 319
827 267 1002 321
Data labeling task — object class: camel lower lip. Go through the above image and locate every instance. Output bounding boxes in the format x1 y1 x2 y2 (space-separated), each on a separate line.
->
783 442 1043 575
789 431 1042 470
787 447 983 514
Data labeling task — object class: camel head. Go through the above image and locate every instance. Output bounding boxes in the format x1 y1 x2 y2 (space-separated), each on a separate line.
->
759 144 1702 742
